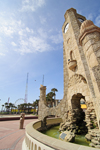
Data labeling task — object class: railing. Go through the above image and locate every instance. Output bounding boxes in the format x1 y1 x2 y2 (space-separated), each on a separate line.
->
22 118 99 150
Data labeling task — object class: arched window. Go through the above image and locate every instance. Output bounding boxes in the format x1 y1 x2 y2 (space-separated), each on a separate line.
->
70 51 75 61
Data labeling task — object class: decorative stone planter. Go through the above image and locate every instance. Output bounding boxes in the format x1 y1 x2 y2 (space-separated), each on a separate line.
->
68 60 77 70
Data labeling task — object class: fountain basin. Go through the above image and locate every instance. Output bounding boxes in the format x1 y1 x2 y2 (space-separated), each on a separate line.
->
22 118 99 150
41 125 90 147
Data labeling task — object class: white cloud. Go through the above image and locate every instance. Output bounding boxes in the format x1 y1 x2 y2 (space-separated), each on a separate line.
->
0 53 5 56
23 0 30 3
0 13 51 55
20 40 28 46
77 10 82 15
29 36 51 52
0 17 23 38
17 20 22 26
39 16 46 24
87 13 94 21
50 31 63 44
38 28 47 39
0 8 62 55
95 15 100 27
11 42 17 46
26 27 30 32
19 47 32 55
17 36 52 55
18 29 24 36
1 26 14 37
21 0 45 12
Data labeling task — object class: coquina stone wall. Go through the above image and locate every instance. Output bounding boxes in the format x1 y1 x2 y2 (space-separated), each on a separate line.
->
38 8 100 130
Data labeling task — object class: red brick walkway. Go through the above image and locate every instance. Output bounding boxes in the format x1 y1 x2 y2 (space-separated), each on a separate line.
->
0 119 38 150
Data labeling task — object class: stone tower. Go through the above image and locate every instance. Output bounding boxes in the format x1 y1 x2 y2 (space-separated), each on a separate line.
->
38 8 100 130
62 8 100 129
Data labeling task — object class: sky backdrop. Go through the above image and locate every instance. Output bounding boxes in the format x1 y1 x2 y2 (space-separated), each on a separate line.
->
0 0 100 109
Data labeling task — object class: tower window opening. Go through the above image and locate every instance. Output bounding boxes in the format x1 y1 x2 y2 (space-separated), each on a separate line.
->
70 51 75 61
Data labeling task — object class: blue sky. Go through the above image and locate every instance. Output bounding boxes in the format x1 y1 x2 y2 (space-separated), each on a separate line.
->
0 0 100 108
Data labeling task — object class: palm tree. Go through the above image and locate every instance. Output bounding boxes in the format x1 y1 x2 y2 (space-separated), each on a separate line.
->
46 95 50 106
18 104 24 113
27 103 32 113
18 105 21 113
46 92 55 107
14 106 17 113
32 100 39 114
2 105 4 112
23 103 27 113
21 103 27 113
9 103 14 113
5 102 8 112
5 105 10 112
51 88 58 101
5 102 8 106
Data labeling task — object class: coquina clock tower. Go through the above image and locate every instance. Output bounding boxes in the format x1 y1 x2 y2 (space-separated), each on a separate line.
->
38 8 100 132
62 8 100 129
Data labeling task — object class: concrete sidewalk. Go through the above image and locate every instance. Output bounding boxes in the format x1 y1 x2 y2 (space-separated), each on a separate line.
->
0 119 38 150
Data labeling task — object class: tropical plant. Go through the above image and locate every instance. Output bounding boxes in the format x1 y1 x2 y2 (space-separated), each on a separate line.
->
18 103 33 113
5 102 8 106
5 102 9 112
14 106 17 113
51 88 58 100
18 103 25 113
2 105 4 111
27 103 32 113
9 103 15 113
46 92 55 107
32 100 39 114
5 105 10 112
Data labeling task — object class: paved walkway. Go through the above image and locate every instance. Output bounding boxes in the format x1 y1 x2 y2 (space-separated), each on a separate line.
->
0 119 38 150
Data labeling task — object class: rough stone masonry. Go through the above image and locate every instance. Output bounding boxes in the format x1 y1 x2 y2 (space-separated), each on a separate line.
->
38 8 100 148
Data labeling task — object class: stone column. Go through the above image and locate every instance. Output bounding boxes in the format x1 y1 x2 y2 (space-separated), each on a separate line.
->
38 85 47 120
40 85 46 105
19 113 25 129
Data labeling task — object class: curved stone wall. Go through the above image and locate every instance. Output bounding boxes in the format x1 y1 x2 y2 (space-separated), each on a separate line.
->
22 118 100 150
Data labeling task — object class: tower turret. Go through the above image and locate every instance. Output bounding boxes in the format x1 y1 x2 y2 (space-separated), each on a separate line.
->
79 20 100 128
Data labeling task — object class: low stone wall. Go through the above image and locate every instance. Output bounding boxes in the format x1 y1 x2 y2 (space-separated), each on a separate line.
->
0 116 38 121
22 118 100 150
